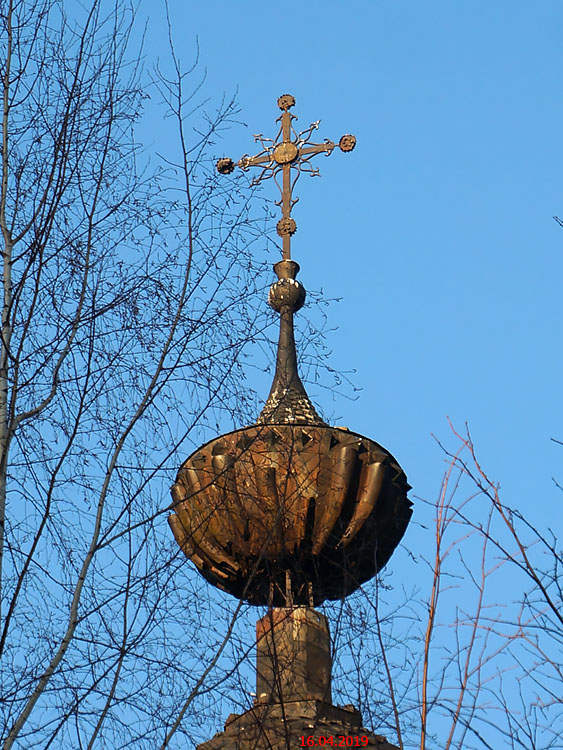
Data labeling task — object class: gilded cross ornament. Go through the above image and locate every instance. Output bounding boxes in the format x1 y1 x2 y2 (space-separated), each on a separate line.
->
216 94 356 260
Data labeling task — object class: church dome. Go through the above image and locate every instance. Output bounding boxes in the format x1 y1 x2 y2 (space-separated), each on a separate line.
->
169 259 412 606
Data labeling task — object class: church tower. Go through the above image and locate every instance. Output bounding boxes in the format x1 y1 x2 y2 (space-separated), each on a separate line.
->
169 95 412 749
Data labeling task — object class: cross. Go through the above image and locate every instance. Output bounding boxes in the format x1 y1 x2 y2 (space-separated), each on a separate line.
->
217 94 356 260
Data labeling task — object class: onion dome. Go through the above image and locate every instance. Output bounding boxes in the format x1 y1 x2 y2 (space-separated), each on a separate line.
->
169 260 412 606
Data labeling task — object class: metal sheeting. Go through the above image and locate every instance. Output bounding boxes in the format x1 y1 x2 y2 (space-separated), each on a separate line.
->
169 424 411 606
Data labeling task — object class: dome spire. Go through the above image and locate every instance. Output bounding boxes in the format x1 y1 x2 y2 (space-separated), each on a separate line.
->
170 94 410 608
172 93 409 750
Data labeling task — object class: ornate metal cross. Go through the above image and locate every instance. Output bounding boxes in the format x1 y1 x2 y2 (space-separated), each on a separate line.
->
217 94 356 260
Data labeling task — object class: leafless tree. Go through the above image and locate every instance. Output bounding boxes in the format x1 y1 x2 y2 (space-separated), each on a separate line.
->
0 1 280 747
3 4 559 750
327 422 562 750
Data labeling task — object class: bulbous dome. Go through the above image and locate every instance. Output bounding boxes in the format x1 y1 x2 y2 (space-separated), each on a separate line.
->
169 423 411 606
169 258 412 606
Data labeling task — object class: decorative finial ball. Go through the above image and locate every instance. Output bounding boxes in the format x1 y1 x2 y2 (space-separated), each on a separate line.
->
339 134 357 153
268 277 306 312
216 157 235 175
277 94 296 111
276 217 297 237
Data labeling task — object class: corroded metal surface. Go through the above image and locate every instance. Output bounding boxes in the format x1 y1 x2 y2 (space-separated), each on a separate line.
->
169 424 411 607
216 94 356 260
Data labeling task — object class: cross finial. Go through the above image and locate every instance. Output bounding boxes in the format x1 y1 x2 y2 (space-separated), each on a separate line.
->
217 94 356 260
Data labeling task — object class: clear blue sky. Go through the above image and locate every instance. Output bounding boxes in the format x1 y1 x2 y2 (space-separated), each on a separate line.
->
134 2 563 743
141 0 563 539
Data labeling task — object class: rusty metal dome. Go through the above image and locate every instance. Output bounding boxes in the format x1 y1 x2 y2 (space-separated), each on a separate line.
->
169 423 411 606
169 259 412 607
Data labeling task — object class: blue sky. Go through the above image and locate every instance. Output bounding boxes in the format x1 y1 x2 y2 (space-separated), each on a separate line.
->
142 0 563 536
5 4 562 747
133 2 563 743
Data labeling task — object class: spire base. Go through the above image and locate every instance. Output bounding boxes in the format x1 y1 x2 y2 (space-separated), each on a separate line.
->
197 607 399 750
